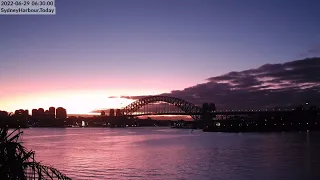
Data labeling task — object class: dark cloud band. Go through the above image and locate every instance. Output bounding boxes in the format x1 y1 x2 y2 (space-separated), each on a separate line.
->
120 57 320 109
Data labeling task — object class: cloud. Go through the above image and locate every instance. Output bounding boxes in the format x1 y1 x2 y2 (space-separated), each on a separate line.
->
120 95 149 100
108 96 118 98
122 57 320 109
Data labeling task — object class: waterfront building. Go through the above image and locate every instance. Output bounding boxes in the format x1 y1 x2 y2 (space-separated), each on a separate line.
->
49 107 56 118
116 109 121 116
56 107 67 119
0 110 9 117
15 109 25 116
32 109 38 117
109 109 115 116
24 109 29 116
38 108 45 117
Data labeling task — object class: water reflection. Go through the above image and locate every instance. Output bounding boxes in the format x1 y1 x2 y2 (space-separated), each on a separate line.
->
22 128 320 180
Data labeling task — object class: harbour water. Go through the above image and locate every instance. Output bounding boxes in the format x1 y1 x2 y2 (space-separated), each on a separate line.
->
22 128 320 180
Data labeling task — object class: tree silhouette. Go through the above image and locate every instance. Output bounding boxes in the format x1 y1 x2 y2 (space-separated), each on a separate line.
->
0 127 71 180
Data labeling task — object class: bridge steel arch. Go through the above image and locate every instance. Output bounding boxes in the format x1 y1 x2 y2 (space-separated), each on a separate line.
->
121 96 202 121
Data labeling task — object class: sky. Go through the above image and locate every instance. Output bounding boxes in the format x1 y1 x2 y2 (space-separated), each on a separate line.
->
1 0 320 114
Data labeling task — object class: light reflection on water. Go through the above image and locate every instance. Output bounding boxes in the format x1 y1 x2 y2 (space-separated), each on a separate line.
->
22 128 320 180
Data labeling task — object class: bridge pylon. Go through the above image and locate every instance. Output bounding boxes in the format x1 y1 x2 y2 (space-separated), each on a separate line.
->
201 103 216 121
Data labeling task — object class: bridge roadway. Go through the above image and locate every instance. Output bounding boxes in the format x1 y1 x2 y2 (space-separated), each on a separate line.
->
125 110 293 116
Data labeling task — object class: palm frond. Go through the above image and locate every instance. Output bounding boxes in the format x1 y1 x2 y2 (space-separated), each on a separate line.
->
0 127 71 180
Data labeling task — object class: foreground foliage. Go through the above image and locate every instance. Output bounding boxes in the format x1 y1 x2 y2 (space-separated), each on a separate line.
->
0 127 71 180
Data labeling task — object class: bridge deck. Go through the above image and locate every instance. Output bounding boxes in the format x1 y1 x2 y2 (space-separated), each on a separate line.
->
125 110 293 116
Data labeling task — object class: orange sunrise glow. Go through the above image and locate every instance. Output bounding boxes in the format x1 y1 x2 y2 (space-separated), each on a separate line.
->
1 90 166 114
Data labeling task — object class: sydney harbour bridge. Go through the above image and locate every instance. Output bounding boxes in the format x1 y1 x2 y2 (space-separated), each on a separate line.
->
114 95 291 121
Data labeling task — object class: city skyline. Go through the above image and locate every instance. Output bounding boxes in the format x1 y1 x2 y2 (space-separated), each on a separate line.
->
1 0 320 114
